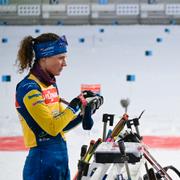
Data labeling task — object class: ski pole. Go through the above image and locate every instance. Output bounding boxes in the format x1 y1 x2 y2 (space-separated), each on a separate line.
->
144 161 151 180
73 140 95 180
76 145 88 180
134 134 172 180
81 145 88 159
84 138 102 162
60 98 70 105
102 163 114 180
82 139 96 162
102 114 114 141
118 140 132 180
79 138 102 178
105 129 112 141
116 174 124 180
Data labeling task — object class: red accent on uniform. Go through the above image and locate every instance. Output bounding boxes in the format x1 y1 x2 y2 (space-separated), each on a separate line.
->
42 88 59 104
15 100 20 108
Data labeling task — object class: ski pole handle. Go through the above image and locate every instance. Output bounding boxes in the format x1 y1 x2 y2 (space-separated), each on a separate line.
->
111 114 129 139
74 141 95 180
80 145 87 159
118 140 125 155
83 140 95 161
85 138 102 162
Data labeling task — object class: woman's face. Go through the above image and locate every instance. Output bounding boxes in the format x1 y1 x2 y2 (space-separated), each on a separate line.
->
40 53 67 76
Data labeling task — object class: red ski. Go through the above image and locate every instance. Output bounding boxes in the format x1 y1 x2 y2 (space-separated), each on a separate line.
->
142 145 173 180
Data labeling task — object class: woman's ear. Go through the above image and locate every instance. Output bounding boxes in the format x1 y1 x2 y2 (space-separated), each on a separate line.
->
41 57 46 61
39 57 46 64
39 58 46 68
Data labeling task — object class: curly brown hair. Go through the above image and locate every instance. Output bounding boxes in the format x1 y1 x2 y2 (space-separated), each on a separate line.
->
16 33 60 73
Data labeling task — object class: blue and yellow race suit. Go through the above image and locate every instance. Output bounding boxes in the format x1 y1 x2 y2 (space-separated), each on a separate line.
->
15 73 82 180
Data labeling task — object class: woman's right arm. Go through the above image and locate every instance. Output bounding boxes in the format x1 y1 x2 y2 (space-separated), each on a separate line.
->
23 89 77 136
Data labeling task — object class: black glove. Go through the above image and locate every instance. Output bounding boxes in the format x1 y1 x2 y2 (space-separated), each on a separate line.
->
82 90 104 114
82 90 96 98
81 95 103 130
82 105 94 130
68 93 88 113
86 95 104 114
68 98 81 113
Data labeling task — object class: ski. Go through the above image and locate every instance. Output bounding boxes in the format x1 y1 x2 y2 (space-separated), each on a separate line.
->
142 145 173 180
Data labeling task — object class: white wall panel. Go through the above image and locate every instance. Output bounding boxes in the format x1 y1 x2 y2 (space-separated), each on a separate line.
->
166 4 180 15
67 4 90 16
18 5 40 16
116 4 139 15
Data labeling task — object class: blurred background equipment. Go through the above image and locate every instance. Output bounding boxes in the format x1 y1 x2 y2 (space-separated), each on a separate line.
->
120 98 130 113
0 0 180 25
